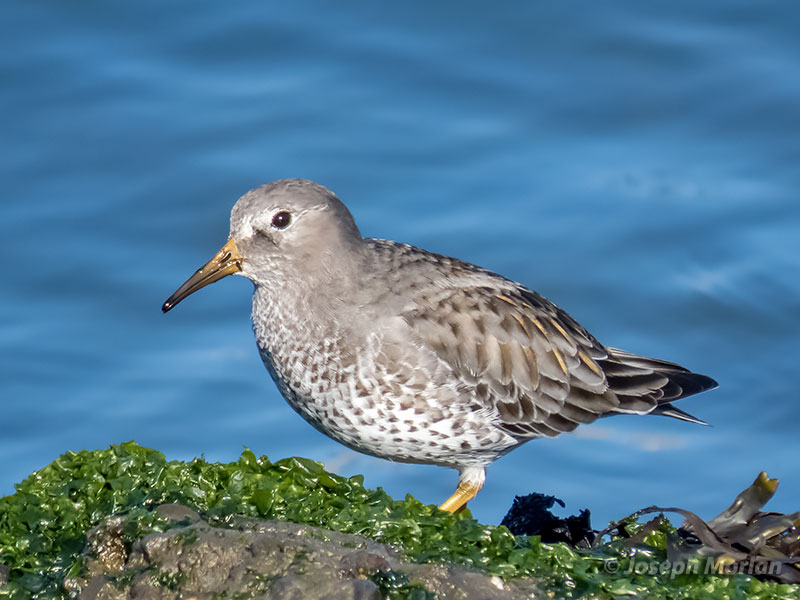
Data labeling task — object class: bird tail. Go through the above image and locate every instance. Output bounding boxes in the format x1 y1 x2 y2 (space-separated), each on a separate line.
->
598 348 718 425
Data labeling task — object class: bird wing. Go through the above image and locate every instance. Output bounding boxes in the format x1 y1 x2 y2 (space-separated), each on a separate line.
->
402 283 622 438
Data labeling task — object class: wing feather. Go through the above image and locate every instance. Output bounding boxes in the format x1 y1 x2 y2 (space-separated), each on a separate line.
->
378 239 717 440
402 284 616 438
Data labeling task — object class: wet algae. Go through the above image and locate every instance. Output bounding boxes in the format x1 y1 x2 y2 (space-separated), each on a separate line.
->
0 442 797 599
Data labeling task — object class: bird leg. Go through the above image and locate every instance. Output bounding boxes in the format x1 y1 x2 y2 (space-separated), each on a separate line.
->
439 468 485 513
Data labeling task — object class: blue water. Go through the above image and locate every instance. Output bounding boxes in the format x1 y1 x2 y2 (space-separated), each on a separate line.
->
2 1 799 528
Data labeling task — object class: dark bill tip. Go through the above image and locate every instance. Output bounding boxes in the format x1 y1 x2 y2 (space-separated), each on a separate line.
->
161 239 242 314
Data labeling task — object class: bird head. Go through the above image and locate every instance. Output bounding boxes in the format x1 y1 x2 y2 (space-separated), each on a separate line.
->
162 179 361 313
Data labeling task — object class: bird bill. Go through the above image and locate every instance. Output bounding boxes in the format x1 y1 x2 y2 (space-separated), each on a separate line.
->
162 238 242 313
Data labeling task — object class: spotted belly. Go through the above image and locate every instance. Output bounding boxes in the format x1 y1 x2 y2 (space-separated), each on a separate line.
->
255 338 517 468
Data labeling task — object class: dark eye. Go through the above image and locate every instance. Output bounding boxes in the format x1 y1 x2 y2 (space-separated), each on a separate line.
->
271 211 292 229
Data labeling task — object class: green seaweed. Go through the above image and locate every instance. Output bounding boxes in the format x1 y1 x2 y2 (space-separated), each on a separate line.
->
0 442 797 599
370 570 436 600
152 568 186 591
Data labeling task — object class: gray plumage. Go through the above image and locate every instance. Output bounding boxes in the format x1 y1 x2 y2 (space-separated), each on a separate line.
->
165 178 717 508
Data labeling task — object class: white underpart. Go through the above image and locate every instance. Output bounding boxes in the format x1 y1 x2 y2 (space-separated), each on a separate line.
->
458 465 486 490
251 285 519 470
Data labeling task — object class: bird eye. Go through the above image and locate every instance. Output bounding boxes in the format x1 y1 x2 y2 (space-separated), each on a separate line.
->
271 211 292 229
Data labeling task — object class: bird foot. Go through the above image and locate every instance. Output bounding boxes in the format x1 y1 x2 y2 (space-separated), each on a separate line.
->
439 480 482 513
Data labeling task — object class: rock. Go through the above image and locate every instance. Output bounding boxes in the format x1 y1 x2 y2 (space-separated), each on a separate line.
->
84 516 127 574
67 506 544 600
153 503 202 523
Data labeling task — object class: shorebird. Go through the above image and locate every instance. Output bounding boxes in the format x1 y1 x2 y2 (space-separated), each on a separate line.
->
163 179 717 512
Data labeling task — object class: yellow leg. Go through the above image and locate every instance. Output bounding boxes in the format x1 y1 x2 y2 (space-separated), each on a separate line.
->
439 480 483 513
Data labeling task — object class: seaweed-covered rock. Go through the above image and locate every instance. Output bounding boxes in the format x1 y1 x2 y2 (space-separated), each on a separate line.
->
65 508 539 600
1 443 799 599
